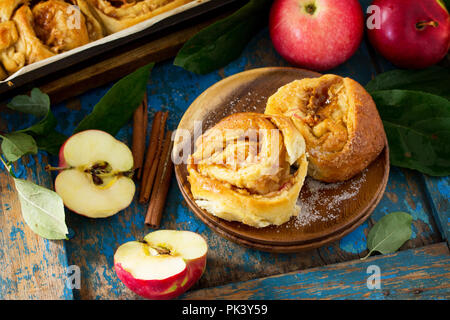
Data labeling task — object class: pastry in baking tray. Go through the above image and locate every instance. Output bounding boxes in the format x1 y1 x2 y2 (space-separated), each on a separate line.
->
0 0 192 79
77 0 193 34
187 112 309 228
0 0 25 78
0 20 24 77
265 74 386 183
0 0 103 79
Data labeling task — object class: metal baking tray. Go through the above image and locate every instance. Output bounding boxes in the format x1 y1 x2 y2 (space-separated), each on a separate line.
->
0 0 244 99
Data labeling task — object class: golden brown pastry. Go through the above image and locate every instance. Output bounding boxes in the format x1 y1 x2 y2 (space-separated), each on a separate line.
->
0 20 24 77
77 0 193 34
187 112 308 228
0 0 25 79
0 0 103 79
74 0 105 41
265 74 386 182
0 0 193 78
18 1 93 56
0 0 25 22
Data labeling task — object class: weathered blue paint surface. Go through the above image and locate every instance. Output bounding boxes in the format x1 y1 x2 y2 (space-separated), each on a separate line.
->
181 243 450 300
0 0 448 299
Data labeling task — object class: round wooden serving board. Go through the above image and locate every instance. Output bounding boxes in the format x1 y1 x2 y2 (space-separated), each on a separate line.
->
174 67 389 253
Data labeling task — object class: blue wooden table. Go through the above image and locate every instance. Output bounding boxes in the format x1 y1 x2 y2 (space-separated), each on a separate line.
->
0 0 449 300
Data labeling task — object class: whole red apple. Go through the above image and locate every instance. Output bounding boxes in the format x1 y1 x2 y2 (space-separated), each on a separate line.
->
269 0 364 71
367 0 450 69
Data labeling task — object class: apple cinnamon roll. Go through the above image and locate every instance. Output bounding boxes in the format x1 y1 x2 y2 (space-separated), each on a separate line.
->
265 74 386 182
77 0 193 34
187 112 308 228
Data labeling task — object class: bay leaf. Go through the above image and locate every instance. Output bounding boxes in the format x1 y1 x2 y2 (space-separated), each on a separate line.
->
371 90 450 176
366 66 450 99
362 212 412 260
0 132 38 162
173 0 272 74
74 63 153 136
14 178 68 240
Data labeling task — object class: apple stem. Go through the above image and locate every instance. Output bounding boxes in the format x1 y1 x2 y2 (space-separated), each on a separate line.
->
45 165 70 172
415 20 439 30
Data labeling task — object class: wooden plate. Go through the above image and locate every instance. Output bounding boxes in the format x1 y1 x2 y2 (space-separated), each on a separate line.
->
174 67 389 252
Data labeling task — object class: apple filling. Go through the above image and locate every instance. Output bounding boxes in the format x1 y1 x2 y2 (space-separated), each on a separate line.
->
266 75 350 155
295 77 349 153
187 112 309 228
191 113 293 196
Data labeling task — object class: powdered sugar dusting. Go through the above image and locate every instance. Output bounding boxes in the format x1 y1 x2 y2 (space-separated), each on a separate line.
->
203 91 267 130
294 168 368 228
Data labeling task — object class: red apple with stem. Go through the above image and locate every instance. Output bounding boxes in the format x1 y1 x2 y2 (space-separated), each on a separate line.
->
367 0 450 69
114 230 208 300
269 0 364 71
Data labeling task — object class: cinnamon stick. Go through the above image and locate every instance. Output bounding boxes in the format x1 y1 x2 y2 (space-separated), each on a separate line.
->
139 110 168 203
132 93 148 178
145 130 174 228
139 96 149 179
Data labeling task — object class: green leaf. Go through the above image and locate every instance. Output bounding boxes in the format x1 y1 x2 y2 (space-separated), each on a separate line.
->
362 212 413 260
34 130 68 155
0 132 38 162
371 90 450 176
173 0 272 74
7 88 50 117
13 178 68 240
73 63 153 135
7 88 61 153
366 66 450 99
11 89 56 136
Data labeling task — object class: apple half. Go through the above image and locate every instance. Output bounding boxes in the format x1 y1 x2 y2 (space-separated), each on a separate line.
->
54 130 135 218
114 230 208 300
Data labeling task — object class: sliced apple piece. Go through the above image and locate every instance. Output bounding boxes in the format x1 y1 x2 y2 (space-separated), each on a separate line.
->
114 230 208 300
54 130 135 218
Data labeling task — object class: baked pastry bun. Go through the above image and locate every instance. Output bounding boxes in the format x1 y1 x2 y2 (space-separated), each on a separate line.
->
265 74 385 182
187 112 308 228
77 0 193 34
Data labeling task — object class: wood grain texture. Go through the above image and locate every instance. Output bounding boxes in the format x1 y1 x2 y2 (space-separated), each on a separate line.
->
0 0 446 299
421 176 449 243
0 113 73 299
182 242 450 300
